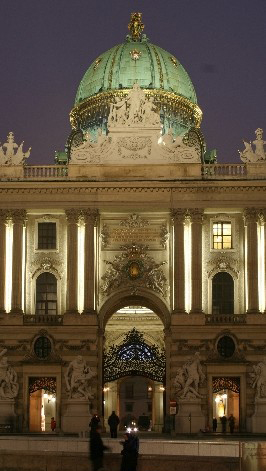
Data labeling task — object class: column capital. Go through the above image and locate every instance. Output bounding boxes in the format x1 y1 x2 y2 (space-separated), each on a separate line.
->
258 208 266 225
243 207 260 225
10 209 27 224
0 210 10 224
170 209 187 225
188 208 204 223
82 209 99 226
65 208 81 224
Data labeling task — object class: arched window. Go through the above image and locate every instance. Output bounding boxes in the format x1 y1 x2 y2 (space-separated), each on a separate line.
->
212 272 234 315
36 272 57 315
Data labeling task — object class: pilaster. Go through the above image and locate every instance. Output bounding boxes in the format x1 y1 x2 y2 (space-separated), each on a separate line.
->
171 209 187 314
243 208 260 313
0 210 9 313
82 209 98 315
189 208 204 314
65 209 80 314
10 209 27 314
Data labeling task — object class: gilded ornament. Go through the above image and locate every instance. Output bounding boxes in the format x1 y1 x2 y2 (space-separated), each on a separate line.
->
170 56 178 68
130 49 142 61
93 57 102 70
128 12 144 41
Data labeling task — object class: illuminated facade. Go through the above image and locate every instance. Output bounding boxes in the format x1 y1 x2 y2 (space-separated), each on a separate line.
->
0 13 266 435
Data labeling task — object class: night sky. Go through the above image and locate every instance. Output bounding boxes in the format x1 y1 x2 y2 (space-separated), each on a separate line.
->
1 0 265 165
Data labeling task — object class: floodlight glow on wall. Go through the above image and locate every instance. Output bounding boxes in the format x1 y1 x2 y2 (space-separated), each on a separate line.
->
5 222 13 312
78 222 85 313
184 221 191 313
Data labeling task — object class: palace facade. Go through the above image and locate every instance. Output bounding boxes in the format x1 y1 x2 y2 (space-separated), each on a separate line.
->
0 13 266 435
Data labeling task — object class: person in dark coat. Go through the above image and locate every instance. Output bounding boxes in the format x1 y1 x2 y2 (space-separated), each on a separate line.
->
212 417 217 432
90 424 109 471
108 410 120 438
89 414 100 432
221 415 227 433
228 414 235 433
120 432 139 471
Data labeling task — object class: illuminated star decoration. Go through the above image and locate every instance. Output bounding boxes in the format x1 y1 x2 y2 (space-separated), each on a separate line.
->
130 49 142 61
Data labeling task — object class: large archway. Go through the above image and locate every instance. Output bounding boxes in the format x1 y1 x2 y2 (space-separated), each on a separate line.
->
102 303 166 432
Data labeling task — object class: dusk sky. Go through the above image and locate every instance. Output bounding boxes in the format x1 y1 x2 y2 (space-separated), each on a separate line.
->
1 0 265 165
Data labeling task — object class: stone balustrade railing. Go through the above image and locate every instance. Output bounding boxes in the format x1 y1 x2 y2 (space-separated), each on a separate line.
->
23 165 68 179
23 314 64 325
205 314 246 324
202 164 247 179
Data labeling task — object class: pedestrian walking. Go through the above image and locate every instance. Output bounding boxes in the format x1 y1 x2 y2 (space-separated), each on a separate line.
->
212 417 217 432
120 432 139 471
90 424 109 471
228 414 235 433
108 410 120 438
50 416 56 432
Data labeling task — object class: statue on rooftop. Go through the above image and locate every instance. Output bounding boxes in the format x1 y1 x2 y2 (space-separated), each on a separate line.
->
0 132 31 166
239 128 266 163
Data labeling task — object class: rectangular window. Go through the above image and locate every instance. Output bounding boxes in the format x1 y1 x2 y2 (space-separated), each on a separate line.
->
38 222 56 250
213 222 232 250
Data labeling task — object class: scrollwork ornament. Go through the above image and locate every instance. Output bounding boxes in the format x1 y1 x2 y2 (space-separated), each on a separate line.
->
160 224 169 249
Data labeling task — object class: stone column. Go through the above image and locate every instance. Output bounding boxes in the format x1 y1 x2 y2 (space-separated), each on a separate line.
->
164 327 171 427
82 209 98 314
189 209 204 314
171 209 187 314
244 208 260 313
0 210 8 313
10 209 27 314
65 209 80 314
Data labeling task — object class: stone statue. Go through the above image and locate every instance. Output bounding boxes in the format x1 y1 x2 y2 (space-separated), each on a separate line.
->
250 358 266 398
174 352 205 399
65 355 96 400
107 83 160 128
239 128 266 163
0 349 19 399
160 128 201 163
0 132 31 166
70 129 110 164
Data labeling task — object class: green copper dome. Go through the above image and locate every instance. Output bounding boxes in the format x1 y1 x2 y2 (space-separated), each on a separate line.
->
75 38 197 105
70 14 202 137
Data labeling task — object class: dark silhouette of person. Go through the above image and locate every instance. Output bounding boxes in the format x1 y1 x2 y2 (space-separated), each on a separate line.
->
228 414 235 433
50 417 56 432
108 410 120 438
221 415 227 433
89 413 100 432
90 424 109 471
212 417 217 432
120 432 139 471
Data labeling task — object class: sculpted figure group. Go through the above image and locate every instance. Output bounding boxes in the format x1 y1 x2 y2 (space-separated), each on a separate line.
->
0 349 19 400
250 357 266 398
0 132 31 165
108 83 160 127
239 128 266 163
174 352 205 399
65 355 96 400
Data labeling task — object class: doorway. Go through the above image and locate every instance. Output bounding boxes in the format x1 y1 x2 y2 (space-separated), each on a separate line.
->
212 377 240 432
29 377 56 432
103 306 165 432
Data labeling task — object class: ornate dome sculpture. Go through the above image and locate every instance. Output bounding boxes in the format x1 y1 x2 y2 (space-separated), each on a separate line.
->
69 13 202 139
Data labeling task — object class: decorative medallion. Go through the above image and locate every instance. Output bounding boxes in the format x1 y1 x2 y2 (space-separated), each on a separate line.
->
93 57 102 70
125 260 144 280
130 49 142 61
170 56 178 67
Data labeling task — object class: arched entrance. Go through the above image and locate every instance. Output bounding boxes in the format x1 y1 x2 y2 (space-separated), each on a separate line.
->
212 377 240 432
102 304 166 432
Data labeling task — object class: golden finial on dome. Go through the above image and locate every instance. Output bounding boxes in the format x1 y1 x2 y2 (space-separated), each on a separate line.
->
128 12 144 41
